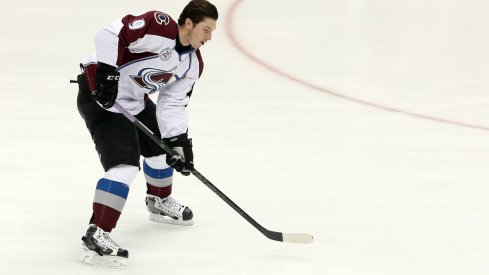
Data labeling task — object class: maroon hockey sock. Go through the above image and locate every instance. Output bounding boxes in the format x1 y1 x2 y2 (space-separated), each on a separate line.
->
146 183 172 198
90 203 121 232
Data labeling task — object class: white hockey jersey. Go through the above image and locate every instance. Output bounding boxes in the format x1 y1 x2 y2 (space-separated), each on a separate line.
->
82 11 204 138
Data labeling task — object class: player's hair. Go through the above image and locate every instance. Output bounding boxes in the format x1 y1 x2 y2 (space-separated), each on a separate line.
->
178 0 218 26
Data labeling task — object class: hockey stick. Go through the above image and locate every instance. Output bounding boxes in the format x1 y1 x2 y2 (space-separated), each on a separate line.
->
112 102 313 244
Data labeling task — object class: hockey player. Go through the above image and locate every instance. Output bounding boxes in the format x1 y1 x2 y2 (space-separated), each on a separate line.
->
75 0 218 267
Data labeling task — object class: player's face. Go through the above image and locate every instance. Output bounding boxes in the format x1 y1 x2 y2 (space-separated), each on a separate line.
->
186 18 216 49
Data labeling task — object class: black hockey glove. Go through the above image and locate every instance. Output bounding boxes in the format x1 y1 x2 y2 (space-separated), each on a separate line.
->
93 62 119 109
163 133 194 176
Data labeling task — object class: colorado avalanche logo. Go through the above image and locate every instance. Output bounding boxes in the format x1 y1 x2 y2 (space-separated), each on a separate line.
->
154 12 170 25
130 68 175 93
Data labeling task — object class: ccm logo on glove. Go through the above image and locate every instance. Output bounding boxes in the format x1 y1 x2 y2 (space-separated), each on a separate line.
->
163 133 194 176
106 75 120 81
92 62 120 109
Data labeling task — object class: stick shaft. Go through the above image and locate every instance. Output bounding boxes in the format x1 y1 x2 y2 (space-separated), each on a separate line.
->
113 102 312 243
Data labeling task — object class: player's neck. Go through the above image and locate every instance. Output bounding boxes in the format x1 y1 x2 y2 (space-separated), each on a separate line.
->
176 28 193 54
178 27 191 46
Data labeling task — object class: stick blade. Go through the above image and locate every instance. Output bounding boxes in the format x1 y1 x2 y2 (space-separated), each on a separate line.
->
282 233 314 244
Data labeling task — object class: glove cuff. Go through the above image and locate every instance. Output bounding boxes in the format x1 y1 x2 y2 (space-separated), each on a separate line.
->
163 133 189 147
96 62 118 73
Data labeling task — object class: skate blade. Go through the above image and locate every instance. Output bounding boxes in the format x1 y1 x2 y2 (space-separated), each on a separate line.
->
149 213 194 226
80 249 127 268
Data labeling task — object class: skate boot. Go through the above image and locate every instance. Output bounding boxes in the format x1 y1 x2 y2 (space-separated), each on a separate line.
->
146 194 194 226
79 224 128 268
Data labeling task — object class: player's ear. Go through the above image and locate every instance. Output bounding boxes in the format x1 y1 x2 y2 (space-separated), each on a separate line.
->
184 18 194 30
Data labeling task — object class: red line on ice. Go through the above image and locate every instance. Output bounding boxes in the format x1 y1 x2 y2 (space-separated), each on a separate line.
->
224 0 489 132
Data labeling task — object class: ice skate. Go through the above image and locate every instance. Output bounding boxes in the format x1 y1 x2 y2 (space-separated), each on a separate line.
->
146 194 194 226
79 224 128 268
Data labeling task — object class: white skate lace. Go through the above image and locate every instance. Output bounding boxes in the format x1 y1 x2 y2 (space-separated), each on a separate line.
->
163 197 183 209
101 232 119 250
156 196 186 217
94 228 120 251
163 197 184 211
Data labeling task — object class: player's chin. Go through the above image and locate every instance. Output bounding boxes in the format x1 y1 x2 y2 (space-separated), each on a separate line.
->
196 41 206 48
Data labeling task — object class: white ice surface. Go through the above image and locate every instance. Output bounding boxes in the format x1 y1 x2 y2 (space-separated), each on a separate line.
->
1 0 489 274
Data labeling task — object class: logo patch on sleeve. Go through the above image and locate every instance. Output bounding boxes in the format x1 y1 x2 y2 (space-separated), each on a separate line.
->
159 47 172 61
128 19 145 30
154 12 170 25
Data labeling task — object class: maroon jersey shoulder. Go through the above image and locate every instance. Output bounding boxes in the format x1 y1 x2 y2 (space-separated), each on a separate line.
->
118 11 178 47
117 11 178 66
